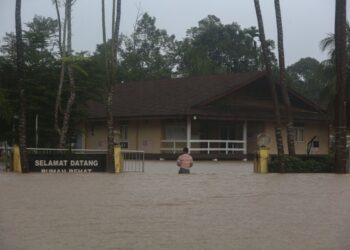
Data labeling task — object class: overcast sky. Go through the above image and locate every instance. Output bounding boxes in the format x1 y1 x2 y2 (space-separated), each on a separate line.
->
0 0 349 66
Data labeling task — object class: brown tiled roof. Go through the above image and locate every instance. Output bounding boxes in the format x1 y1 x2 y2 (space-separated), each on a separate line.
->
87 72 265 118
86 72 328 122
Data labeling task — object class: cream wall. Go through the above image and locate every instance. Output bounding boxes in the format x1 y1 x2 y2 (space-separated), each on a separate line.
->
85 123 107 149
127 121 138 150
84 119 329 155
136 120 162 153
84 120 162 153
265 122 329 155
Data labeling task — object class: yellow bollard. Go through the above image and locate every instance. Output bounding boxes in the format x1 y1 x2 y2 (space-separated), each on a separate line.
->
13 145 22 173
114 145 123 174
254 147 269 173
259 147 269 173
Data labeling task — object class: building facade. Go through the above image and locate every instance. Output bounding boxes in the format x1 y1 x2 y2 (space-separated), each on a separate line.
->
78 72 329 158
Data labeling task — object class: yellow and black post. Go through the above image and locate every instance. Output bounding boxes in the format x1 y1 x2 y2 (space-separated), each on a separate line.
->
13 144 22 173
114 145 123 174
254 146 269 173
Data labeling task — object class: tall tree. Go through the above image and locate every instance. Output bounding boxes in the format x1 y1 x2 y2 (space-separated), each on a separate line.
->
177 15 276 76
254 0 285 162
120 13 177 80
274 0 295 156
334 0 348 173
15 0 29 172
287 57 323 102
54 0 77 148
54 0 67 146
101 0 122 172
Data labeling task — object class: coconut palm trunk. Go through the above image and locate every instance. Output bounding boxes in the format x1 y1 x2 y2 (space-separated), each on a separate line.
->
53 0 76 148
102 0 122 172
54 0 67 145
334 0 348 173
274 0 295 156
15 0 28 172
59 0 76 148
253 0 285 161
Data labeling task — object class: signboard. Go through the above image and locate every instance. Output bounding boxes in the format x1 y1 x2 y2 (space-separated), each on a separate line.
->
28 154 107 173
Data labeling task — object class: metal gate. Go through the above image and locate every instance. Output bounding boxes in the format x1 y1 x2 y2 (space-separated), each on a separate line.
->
121 150 145 172
347 146 350 172
0 142 11 172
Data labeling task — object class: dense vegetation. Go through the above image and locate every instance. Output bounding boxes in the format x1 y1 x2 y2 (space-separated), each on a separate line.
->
269 155 336 173
0 13 347 149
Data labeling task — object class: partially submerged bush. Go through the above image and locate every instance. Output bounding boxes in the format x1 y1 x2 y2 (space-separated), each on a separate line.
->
268 154 335 173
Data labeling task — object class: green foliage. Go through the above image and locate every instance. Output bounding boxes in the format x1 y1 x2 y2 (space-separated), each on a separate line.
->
286 24 350 122
286 57 324 103
0 16 101 147
268 155 336 173
119 13 177 81
177 15 277 76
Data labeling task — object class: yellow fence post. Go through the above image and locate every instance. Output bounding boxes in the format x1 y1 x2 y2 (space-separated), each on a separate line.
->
13 145 22 173
114 145 123 174
254 147 269 173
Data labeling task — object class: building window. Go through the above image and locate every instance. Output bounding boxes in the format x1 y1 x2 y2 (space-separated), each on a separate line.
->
119 124 128 148
120 125 128 141
294 127 304 142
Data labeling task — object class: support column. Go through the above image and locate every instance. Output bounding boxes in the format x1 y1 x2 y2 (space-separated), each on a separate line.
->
186 116 191 152
82 124 86 149
243 120 247 155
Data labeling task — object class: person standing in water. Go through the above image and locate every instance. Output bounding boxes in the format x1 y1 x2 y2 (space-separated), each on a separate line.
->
177 147 193 174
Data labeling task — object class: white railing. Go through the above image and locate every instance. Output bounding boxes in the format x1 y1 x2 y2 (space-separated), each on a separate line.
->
161 140 246 154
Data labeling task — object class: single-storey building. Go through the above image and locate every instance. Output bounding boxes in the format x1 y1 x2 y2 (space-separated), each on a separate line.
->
77 72 329 159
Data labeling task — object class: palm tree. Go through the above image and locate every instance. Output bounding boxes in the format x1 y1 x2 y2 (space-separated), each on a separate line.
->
274 0 295 156
320 23 350 61
15 0 28 172
102 0 122 172
334 0 348 173
253 0 285 166
53 0 76 148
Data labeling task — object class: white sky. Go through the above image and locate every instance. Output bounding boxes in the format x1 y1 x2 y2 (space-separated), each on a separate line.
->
0 0 349 66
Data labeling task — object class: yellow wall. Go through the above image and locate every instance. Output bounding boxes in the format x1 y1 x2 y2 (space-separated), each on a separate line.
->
265 122 329 155
127 121 138 150
85 122 107 149
84 120 162 153
137 120 162 153
84 120 329 155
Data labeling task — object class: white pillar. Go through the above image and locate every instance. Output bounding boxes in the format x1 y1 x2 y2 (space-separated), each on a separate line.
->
186 116 191 152
82 123 86 149
243 120 247 155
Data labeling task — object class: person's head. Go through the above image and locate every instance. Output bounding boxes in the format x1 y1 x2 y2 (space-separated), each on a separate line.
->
183 147 189 153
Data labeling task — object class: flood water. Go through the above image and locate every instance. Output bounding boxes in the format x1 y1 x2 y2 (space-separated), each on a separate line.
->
1 160 350 250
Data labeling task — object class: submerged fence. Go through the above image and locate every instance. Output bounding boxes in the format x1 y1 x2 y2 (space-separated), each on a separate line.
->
121 150 145 172
0 147 145 173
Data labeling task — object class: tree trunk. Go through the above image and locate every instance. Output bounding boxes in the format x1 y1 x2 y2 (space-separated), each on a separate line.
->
114 0 122 64
334 0 348 173
254 0 285 171
102 0 113 172
59 0 75 148
54 0 67 139
274 0 295 156
15 0 28 172
55 0 76 148
106 84 115 172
